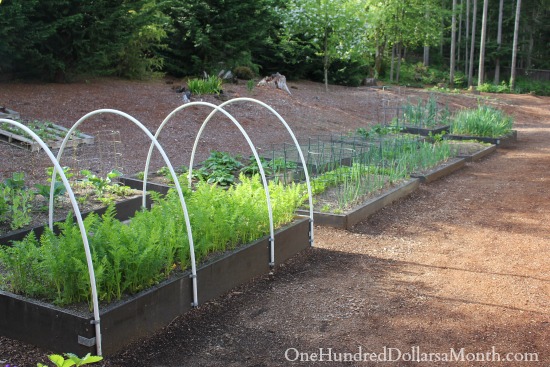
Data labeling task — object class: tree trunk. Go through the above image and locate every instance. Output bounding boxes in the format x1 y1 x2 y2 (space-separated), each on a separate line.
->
477 0 488 87
527 31 534 70
494 0 504 84
390 44 396 83
468 0 477 87
374 40 386 79
424 46 430 67
526 7 537 70
396 43 402 83
440 0 445 58
510 0 522 90
323 27 329 92
450 0 458 88
457 0 463 67
465 0 470 75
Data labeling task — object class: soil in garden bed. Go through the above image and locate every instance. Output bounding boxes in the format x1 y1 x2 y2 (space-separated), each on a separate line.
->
1 80 548 367
0 185 143 239
448 140 493 156
305 175 404 214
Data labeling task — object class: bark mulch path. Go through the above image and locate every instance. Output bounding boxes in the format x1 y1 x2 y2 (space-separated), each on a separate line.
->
0 80 548 366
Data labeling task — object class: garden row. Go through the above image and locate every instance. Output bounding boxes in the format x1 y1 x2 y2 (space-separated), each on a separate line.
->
0 100 514 356
385 94 516 144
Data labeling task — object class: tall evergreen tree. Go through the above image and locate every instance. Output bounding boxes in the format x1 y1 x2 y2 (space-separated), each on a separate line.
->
450 0 458 87
0 0 168 80
161 0 277 77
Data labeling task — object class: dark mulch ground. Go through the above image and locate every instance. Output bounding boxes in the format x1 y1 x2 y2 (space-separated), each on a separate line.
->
0 79 548 366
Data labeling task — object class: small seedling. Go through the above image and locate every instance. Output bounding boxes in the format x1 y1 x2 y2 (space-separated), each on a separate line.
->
80 169 122 196
37 353 103 367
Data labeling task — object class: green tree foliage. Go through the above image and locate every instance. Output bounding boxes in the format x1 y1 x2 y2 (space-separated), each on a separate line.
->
365 0 443 79
280 0 369 90
159 0 278 77
0 0 168 80
0 0 547 83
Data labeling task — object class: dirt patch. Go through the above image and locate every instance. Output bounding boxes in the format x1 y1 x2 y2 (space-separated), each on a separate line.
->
0 80 548 366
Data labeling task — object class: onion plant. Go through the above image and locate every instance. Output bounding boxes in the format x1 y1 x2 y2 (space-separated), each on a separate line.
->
451 105 514 138
395 95 451 128
306 133 452 212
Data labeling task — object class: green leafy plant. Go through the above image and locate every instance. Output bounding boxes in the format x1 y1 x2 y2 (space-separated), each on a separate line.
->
37 353 103 367
240 156 272 176
79 169 122 196
1 173 35 231
202 151 243 172
0 174 308 306
477 81 512 94
246 79 255 92
34 182 67 209
451 105 514 138
355 124 400 139
187 75 222 95
206 170 235 186
46 166 74 182
397 95 450 128
189 151 245 186
3 172 26 190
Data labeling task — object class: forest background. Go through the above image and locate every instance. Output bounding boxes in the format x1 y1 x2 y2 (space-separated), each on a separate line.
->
0 0 548 94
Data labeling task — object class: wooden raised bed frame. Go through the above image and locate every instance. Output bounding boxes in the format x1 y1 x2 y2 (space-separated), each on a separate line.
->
0 216 311 355
297 178 420 230
0 122 94 152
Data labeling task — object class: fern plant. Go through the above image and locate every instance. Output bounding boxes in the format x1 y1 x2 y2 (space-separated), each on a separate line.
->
0 175 308 306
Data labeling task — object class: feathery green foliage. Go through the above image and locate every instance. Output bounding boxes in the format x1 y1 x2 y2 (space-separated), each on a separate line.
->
0 175 308 306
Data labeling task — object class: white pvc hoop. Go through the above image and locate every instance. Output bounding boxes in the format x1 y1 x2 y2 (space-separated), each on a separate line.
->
142 102 275 270
214 98 314 247
49 109 197 354
0 119 101 355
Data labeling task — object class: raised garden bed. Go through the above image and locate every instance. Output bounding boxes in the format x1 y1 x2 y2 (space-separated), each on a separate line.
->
296 178 420 229
398 125 450 136
410 157 466 183
0 215 310 355
0 121 94 151
0 107 20 120
118 175 172 196
0 194 152 245
446 130 517 147
449 141 496 162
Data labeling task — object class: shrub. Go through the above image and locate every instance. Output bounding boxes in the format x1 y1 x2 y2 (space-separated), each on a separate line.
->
514 77 550 96
233 66 255 80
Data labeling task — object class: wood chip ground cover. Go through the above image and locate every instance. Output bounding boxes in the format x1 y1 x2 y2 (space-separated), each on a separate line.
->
0 80 548 366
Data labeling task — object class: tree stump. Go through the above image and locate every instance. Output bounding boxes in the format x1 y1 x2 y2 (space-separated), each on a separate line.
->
257 72 292 95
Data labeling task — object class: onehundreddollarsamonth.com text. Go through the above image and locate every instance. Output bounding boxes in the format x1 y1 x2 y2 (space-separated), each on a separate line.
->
284 346 539 363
